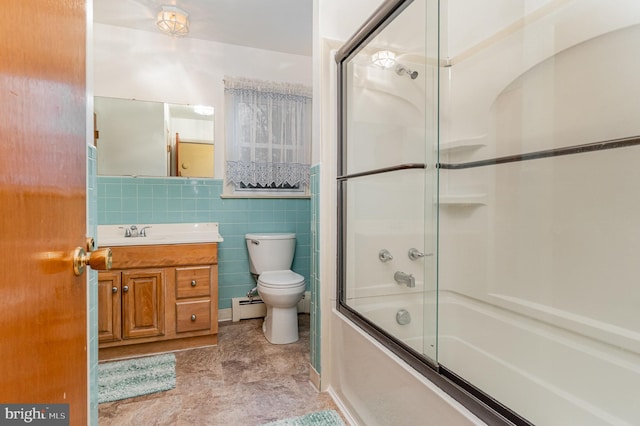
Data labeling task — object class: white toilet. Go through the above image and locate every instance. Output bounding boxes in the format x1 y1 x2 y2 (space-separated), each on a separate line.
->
245 233 306 344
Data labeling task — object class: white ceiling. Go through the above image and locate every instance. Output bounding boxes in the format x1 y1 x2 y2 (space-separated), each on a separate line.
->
93 0 313 56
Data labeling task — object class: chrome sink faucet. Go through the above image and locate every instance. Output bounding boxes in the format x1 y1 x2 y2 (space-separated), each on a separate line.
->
129 225 138 237
118 225 151 237
394 271 415 288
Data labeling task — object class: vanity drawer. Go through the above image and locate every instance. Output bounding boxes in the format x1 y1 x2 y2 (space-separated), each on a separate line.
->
175 266 211 299
176 300 211 333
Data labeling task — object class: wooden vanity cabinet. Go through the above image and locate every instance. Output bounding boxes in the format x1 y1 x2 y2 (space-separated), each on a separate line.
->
98 243 218 361
98 269 165 343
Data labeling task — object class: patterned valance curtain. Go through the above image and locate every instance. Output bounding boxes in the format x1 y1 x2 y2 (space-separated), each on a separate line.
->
224 76 312 189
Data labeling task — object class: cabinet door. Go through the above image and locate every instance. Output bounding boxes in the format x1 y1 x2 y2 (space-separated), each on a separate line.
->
98 272 122 343
122 269 165 339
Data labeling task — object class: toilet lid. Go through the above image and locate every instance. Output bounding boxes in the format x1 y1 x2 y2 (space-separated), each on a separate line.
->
258 270 304 288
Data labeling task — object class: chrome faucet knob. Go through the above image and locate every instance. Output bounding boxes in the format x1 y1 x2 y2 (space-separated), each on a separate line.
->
378 249 394 262
408 248 424 260
118 226 132 237
408 248 432 260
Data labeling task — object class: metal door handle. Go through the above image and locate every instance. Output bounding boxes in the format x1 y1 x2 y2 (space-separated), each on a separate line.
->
73 247 112 276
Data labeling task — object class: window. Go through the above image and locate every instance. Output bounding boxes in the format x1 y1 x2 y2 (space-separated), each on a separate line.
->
224 77 312 195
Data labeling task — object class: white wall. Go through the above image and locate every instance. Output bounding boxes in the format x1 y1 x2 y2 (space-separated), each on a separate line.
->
94 23 312 179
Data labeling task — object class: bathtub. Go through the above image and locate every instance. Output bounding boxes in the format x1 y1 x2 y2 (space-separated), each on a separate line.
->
347 290 436 357
338 288 640 425
437 291 640 425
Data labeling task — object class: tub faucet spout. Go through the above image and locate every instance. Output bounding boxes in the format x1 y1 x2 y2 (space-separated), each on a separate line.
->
394 271 415 288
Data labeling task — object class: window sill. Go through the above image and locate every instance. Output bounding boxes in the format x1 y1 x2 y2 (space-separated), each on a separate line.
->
220 193 310 199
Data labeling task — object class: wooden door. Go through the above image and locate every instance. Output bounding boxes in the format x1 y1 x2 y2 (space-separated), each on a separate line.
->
178 142 215 177
122 270 166 339
0 0 88 424
98 272 122 343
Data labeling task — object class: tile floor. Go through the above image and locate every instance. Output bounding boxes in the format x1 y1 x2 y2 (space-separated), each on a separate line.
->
98 315 341 425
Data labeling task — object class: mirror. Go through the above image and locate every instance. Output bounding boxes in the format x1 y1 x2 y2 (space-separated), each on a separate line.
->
94 97 214 177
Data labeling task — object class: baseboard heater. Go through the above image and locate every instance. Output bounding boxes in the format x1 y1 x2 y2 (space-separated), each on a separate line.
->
231 297 266 322
231 291 311 322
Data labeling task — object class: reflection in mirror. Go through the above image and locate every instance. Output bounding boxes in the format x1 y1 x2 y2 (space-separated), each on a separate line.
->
168 103 215 178
94 97 214 178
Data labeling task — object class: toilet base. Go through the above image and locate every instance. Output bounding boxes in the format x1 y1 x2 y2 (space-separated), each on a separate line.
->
262 305 299 344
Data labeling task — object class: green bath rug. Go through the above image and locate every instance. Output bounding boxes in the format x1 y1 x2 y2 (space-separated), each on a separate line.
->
261 410 345 426
98 353 176 403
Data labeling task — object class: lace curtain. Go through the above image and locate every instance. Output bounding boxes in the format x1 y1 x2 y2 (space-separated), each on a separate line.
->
224 76 312 189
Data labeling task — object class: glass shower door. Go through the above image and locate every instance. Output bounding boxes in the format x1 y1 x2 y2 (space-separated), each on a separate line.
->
336 0 438 364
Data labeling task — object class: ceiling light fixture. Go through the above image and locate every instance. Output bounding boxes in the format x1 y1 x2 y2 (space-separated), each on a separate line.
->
156 5 190 37
193 105 214 116
371 50 396 68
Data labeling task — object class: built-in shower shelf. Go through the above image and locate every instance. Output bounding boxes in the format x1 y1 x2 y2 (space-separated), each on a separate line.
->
438 194 487 206
439 136 487 153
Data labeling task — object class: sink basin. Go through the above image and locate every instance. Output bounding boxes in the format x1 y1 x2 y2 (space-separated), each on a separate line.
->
98 223 224 247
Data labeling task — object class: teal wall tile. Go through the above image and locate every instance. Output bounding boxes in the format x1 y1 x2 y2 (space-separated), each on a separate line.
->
122 183 137 197
138 184 153 197
310 164 321 374
98 177 312 315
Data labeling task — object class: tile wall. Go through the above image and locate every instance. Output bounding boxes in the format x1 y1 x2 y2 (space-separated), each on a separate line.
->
310 164 321 373
97 176 311 310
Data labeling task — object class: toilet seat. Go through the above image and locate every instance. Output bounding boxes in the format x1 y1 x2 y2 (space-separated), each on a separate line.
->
258 270 304 288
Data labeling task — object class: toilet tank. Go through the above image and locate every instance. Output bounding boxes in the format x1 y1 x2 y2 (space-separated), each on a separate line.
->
245 233 296 275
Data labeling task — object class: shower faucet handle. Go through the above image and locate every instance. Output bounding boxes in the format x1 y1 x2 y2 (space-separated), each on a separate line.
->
378 249 394 262
408 248 432 260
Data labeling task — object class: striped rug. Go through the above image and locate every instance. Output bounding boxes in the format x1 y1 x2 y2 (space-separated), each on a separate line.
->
261 410 345 426
98 353 176 403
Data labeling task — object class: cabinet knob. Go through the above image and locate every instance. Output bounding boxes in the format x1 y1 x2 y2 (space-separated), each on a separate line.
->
123 285 129 292
191 280 197 287
112 286 118 293
191 314 196 321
